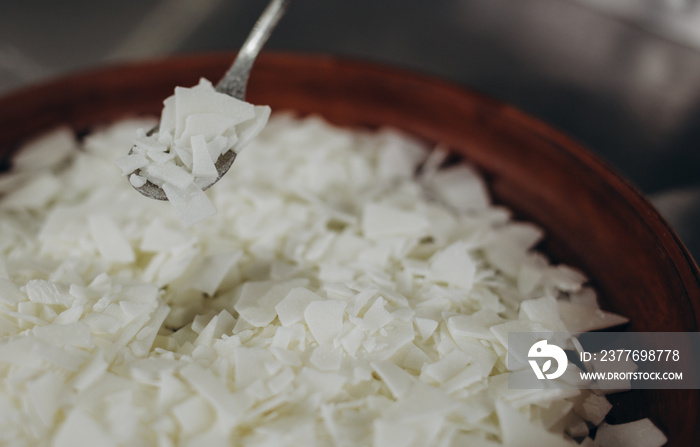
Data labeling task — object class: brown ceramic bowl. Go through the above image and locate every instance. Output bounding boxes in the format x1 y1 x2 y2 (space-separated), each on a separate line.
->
0 53 698 444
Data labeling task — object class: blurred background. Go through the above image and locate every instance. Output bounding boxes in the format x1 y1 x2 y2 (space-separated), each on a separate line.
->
1 0 699 259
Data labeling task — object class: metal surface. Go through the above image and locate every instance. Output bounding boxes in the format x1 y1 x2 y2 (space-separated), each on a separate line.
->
215 0 290 99
0 0 699 258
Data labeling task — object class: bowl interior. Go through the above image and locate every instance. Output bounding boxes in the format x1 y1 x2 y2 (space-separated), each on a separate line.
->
0 52 698 442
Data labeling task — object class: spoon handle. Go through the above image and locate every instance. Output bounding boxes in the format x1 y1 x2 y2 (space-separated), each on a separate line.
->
215 0 290 100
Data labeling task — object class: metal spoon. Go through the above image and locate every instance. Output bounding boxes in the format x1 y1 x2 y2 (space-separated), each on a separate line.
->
130 0 290 201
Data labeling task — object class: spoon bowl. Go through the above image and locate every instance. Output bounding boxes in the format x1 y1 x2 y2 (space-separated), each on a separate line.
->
129 0 289 201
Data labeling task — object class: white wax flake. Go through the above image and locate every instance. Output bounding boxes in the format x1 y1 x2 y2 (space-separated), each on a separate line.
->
595 419 668 447
440 363 483 394
426 164 490 212
0 278 25 305
310 345 342 371
173 396 214 435
447 309 502 340
233 345 275 388
89 214 135 263
299 368 347 400
362 296 394 332
173 82 255 139
348 287 378 317
33 322 93 349
304 300 347 345
270 326 294 349
573 391 612 426
371 360 415 398
140 220 189 252
162 182 216 228
159 96 177 136
207 135 232 162
413 317 438 340
520 296 568 332
179 363 249 422
179 113 238 144
369 320 416 360
129 173 147 188
545 265 587 292
82 312 122 335
134 136 168 153
53 407 118 447
235 279 308 327
489 319 551 351
275 287 322 327
189 429 238 447
496 400 577 447
0 172 61 210
186 252 241 296
24 279 72 306
362 202 429 239
374 420 416 447
26 371 64 427
174 145 194 169
194 310 235 347
517 256 545 295
570 286 599 308
144 162 194 189
384 382 459 422
429 242 476 290
267 367 295 394
390 342 431 373
340 325 365 356
376 128 428 181
147 150 176 164
419 146 448 179
557 300 629 332
190 134 218 187
121 283 159 303
115 153 149 175
130 302 170 356
154 247 198 287
12 126 76 172
71 351 109 391
421 349 471 384
235 106 272 152
0 115 652 445
484 222 544 276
